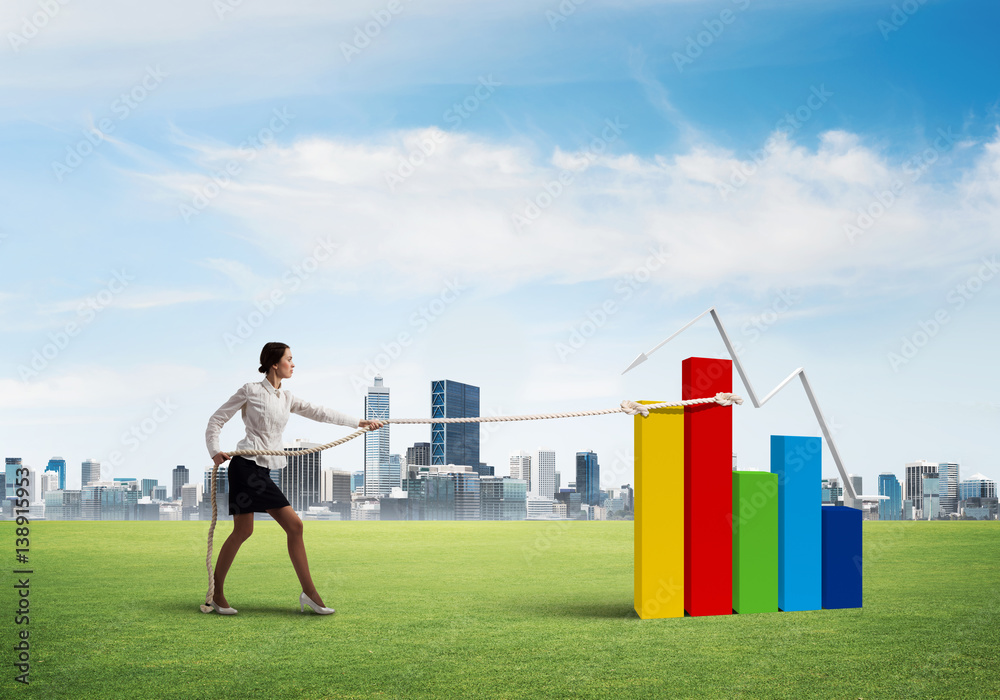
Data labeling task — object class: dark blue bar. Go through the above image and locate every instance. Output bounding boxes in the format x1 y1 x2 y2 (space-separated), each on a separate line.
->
821 505 862 609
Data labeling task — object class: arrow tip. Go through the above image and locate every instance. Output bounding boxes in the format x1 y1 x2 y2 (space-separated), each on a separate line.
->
622 352 648 375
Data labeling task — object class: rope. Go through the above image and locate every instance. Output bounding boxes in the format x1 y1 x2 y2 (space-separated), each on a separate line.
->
200 392 742 611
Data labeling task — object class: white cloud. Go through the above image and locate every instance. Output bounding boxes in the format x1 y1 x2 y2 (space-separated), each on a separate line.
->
133 124 1000 302
0 364 210 411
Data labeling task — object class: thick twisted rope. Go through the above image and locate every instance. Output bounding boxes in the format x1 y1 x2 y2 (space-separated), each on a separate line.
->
200 392 741 611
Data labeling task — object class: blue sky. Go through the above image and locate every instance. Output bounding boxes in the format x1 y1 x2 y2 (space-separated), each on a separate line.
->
2 0 998 496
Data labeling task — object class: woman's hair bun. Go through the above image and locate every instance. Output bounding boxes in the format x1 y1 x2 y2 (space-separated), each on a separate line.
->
259 342 289 375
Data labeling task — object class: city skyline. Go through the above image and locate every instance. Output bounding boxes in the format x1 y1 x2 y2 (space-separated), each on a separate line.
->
2 1 999 500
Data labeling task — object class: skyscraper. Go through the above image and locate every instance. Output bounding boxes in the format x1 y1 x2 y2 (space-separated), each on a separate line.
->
4 457 21 504
534 448 556 499
172 465 190 501
921 474 940 519
388 453 402 491
364 376 391 497
46 457 67 490
576 451 600 506
141 478 159 498
905 461 938 513
282 439 323 512
846 474 863 509
431 379 481 468
81 458 101 487
480 476 527 520
878 473 902 520
937 462 959 515
509 451 531 491
960 473 997 500
406 442 431 468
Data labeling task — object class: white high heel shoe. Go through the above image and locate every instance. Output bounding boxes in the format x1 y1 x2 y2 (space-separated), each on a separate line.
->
300 592 335 615
210 599 238 615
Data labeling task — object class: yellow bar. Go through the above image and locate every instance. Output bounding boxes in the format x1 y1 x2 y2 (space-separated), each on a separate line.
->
634 402 685 619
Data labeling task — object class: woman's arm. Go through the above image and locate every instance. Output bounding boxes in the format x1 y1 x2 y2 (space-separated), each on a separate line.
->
289 393 362 429
206 384 248 460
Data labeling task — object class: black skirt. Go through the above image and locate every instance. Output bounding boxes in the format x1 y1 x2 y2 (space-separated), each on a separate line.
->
228 455 291 515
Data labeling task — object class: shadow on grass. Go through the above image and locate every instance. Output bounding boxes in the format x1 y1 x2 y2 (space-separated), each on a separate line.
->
532 600 638 619
181 602 334 618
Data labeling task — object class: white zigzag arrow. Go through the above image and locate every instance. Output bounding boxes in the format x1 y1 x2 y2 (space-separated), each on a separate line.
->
622 307 885 505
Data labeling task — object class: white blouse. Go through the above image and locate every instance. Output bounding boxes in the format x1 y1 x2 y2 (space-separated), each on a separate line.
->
206 378 361 469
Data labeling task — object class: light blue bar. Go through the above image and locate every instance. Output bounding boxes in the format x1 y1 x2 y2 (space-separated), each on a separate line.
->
770 435 822 612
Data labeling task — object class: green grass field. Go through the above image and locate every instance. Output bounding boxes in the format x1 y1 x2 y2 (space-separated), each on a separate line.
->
2 519 998 699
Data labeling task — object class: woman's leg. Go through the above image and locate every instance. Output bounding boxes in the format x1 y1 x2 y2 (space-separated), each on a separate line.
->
267 505 325 607
213 512 254 607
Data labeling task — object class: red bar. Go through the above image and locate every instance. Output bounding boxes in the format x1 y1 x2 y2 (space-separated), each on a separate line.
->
682 357 733 616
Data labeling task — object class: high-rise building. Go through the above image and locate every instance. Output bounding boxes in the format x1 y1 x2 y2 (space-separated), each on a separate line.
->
172 466 189 500
322 469 352 503
140 478 158 498
960 473 997 500
351 470 364 494
389 453 403 491
44 489 82 520
937 462 959 515
905 461 938 513
509 451 531 491
152 485 168 501
846 474 863 509
480 476 527 520
576 451 600 506
364 375 391 497
40 471 60 496
431 379 482 468
46 457 67 490
921 474 940 520
4 458 22 505
878 473 902 520
203 466 228 500
181 483 203 508
406 442 431 470
534 448 556 499
282 439 323 513
450 468 481 520
554 489 582 518
81 458 101 487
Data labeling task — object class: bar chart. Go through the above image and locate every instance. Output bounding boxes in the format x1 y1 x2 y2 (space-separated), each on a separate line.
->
633 356 862 620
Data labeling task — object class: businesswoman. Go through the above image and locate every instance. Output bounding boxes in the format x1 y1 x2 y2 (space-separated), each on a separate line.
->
205 342 383 615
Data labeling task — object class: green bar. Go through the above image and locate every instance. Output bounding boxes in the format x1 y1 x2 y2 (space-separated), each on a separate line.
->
732 472 779 614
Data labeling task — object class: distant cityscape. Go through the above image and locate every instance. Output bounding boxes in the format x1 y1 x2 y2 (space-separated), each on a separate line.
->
2 376 996 522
